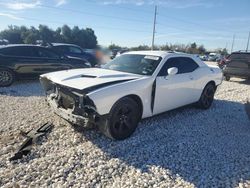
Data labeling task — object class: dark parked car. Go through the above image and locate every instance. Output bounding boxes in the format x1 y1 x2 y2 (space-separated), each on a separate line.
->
223 52 250 81
49 43 98 67
0 45 91 87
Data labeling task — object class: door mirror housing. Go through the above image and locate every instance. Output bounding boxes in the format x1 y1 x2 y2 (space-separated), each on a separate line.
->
167 67 178 76
60 55 68 59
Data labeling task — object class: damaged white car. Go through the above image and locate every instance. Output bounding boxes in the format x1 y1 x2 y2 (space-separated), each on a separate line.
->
40 51 223 140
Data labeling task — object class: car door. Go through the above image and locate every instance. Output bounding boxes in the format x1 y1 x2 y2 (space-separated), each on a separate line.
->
3 46 50 77
34 47 71 73
153 57 199 115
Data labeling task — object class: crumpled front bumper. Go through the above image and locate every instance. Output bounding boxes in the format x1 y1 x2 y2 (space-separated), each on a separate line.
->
47 95 89 126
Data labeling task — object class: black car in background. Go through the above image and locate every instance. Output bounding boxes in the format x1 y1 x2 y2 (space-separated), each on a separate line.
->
223 51 250 81
49 43 98 67
0 45 91 87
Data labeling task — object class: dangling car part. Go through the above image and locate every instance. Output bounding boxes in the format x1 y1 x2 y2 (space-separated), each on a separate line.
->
9 122 53 161
40 51 223 140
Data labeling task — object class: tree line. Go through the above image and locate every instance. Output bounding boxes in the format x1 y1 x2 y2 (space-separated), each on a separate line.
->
0 25 98 49
109 43 228 55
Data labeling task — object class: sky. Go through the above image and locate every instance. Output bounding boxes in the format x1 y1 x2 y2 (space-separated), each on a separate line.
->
0 0 250 51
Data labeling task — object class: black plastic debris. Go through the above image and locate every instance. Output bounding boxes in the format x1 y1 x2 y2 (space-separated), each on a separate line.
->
9 122 53 161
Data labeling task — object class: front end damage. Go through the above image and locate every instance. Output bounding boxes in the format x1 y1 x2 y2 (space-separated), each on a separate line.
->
40 77 101 128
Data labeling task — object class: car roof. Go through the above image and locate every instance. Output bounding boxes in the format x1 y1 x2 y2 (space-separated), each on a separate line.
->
125 50 175 58
125 50 197 58
232 52 250 55
0 44 42 49
51 43 81 48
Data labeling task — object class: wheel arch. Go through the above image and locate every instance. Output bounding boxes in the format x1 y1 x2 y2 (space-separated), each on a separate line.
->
203 80 216 90
115 94 143 119
0 66 15 72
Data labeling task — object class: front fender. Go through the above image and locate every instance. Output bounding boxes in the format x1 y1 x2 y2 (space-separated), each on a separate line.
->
87 77 154 118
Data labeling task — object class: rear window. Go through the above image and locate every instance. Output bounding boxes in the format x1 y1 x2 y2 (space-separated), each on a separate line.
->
230 53 250 60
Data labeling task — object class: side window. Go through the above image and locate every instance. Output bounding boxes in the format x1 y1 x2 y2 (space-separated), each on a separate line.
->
36 48 60 59
0 46 35 57
0 47 14 55
68 46 82 54
178 57 199 74
228 61 248 68
53 46 67 54
158 57 199 76
158 58 177 76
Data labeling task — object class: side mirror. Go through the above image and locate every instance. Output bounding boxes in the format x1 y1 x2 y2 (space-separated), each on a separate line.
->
60 55 68 59
167 67 178 76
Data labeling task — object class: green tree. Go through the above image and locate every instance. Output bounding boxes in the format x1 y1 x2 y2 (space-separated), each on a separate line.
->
38 25 54 44
61 25 72 43
22 26 40 44
0 25 23 44
108 44 122 51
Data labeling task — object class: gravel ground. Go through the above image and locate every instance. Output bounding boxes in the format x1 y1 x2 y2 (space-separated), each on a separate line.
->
0 78 250 188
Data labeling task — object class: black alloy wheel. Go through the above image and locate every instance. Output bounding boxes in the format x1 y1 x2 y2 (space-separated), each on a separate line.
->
197 83 216 109
100 97 141 140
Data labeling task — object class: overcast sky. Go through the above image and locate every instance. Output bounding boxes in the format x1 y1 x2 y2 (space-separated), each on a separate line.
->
0 0 250 51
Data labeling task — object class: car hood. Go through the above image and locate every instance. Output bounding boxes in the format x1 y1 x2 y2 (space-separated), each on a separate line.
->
40 68 143 90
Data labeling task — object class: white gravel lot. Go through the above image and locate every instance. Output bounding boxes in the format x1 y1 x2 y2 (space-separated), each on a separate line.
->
0 78 250 188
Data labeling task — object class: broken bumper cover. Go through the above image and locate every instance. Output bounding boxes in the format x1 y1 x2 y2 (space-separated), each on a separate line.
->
40 77 102 128
47 95 91 127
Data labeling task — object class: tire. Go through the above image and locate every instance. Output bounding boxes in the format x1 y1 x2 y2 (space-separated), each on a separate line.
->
197 83 216 109
0 69 15 87
224 75 230 81
99 97 141 140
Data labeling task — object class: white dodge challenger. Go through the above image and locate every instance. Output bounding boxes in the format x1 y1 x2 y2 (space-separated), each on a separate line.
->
40 51 223 140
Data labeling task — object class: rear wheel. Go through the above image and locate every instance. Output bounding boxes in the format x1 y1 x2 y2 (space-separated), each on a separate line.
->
0 69 15 87
99 97 141 140
197 83 216 109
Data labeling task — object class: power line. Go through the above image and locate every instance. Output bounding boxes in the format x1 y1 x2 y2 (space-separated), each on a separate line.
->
78 1 154 14
38 4 152 25
16 16 153 34
157 12 249 34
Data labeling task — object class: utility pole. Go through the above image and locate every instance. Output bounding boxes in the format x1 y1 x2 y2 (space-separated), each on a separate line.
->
231 34 235 53
151 5 157 51
246 31 250 52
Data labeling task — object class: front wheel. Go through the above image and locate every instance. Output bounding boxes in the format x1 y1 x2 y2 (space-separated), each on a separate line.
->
0 69 15 87
197 83 216 109
99 97 141 140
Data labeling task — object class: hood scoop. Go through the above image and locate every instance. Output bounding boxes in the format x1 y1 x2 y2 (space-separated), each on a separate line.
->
62 74 96 81
81 75 97 78
98 74 133 78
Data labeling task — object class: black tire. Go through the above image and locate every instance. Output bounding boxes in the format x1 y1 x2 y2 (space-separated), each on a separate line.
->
224 75 230 81
99 97 141 140
197 83 216 109
0 69 15 87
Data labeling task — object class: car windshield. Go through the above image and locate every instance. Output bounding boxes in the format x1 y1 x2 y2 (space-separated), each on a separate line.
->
103 54 162 75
